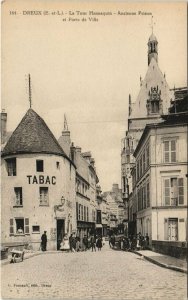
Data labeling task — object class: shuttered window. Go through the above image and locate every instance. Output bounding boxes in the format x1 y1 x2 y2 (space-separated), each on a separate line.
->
164 177 184 206
25 218 29 234
76 202 79 220
146 182 150 207
178 178 184 205
10 218 14 235
164 179 170 205
164 140 176 163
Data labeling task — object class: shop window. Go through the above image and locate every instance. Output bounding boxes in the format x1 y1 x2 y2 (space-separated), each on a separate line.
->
14 187 23 206
32 225 40 233
36 160 44 172
6 158 16 176
39 187 49 205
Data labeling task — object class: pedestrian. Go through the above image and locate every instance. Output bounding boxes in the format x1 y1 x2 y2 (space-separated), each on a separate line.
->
60 234 70 252
83 235 88 251
145 233 149 248
76 236 81 252
111 234 115 249
41 231 47 251
72 234 76 252
90 235 96 252
96 236 102 251
69 234 73 252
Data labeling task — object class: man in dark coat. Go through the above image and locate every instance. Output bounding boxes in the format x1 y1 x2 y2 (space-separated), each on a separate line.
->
96 236 102 251
83 235 88 251
41 231 47 251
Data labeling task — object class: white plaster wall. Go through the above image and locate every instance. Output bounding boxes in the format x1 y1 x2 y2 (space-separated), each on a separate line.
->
1 153 76 250
152 210 187 241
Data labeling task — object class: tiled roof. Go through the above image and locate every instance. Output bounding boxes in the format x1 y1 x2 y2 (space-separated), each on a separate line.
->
2 109 66 157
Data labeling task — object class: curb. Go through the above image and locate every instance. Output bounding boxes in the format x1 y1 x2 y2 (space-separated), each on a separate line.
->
1 250 70 266
132 251 187 274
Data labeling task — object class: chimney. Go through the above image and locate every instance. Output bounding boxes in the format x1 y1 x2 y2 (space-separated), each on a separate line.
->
1 109 7 144
75 146 81 154
112 184 119 194
58 130 71 157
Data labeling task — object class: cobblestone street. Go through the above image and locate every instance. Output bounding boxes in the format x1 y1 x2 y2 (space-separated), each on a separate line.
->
1 245 187 300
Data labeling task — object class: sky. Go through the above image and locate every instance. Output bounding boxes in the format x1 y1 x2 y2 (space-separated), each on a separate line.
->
2 1 187 191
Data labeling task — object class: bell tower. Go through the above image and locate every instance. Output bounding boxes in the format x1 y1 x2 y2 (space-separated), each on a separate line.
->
148 17 158 65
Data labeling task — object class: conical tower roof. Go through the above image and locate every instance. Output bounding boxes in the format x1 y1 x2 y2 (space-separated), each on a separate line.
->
2 108 67 157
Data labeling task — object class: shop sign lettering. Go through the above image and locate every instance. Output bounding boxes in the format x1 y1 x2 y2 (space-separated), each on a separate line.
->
27 175 56 185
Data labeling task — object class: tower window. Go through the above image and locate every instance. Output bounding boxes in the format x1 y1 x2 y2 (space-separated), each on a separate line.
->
151 101 159 113
14 187 23 206
39 187 49 205
6 158 16 176
36 160 44 172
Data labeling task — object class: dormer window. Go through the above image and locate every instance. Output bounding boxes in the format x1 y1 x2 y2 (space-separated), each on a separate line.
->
36 160 44 172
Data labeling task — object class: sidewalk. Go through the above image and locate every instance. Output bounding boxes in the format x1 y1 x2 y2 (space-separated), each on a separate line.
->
133 249 187 274
1 250 47 266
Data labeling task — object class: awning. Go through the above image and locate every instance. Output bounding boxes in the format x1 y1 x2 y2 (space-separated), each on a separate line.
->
95 224 102 228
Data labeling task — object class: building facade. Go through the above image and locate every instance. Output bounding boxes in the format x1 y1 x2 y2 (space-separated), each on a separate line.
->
1 109 77 251
133 112 188 249
121 32 173 233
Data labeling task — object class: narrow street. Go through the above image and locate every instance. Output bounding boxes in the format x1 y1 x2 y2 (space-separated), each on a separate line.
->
1 245 187 300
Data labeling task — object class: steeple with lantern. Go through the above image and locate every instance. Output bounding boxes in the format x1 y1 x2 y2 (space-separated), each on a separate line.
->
148 17 158 65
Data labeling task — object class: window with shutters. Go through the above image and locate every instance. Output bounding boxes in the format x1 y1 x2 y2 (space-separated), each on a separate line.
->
163 177 184 206
146 182 150 207
146 145 150 168
143 186 146 209
84 206 86 221
14 187 23 206
86 207 89 221
6 158 16 176
10 218 29 235
143 152 146 172
10 219 14 235
39 187 49 205
81 205 83 221
78 204 81 220
164 140 176 163
76 202 79 220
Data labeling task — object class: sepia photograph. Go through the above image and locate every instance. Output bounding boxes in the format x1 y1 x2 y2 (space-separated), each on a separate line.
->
1 1 187 299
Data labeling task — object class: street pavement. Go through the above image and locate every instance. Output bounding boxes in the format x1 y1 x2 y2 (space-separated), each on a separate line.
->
1 244 187 300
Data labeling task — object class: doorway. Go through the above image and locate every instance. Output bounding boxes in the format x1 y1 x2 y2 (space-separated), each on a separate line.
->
56 219 65 250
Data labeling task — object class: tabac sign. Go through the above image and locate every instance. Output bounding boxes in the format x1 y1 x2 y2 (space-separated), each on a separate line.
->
27 175 56 185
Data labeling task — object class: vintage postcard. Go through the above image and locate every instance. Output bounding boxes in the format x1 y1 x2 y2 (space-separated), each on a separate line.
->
1 1 187 299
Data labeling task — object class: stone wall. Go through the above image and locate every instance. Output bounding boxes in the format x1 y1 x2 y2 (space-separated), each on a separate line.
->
152 240 187 260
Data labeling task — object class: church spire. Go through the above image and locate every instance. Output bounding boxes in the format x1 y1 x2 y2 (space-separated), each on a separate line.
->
148 16 158 65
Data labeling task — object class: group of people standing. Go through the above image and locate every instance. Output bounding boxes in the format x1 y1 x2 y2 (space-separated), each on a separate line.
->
40 231 104 252
109 232 149 251
61 234 104 252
